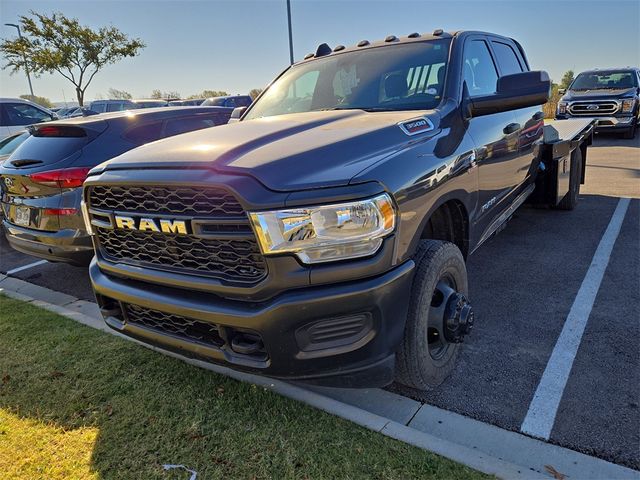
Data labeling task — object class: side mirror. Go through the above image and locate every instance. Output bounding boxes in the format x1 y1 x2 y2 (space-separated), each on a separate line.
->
558 88 566 95
469 71 551 117
229 106 247 123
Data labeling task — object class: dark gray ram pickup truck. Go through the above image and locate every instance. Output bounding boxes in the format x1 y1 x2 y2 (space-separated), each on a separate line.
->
83 30 594 390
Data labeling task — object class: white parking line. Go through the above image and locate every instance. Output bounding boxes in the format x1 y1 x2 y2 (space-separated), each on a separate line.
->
6 260 48 275
521 197 631 440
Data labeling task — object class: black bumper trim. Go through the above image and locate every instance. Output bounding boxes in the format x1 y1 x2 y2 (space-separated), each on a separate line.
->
91 258 415 387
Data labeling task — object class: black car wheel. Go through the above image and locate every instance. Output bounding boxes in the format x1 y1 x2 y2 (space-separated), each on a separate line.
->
623 121 637 139
395 240 473 390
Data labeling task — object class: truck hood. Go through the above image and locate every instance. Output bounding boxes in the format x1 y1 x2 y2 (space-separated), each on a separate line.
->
96 110 433 191
562 87 637 102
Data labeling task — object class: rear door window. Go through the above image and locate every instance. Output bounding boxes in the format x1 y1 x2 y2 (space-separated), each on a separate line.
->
491 41 524 76
235 96 252 107
123 122 164 144
164 114 223 137
463 40 499 97
106 102 125 112
0 105 10 126
91 102 107 113
2 103 52 126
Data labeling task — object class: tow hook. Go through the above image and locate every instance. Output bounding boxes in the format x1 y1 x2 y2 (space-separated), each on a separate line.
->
443 293 474 343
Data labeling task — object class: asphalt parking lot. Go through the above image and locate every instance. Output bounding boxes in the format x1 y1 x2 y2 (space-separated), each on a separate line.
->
1 133 638 470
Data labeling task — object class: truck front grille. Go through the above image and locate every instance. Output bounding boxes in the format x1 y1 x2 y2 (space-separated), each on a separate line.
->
96 227 266 281
568 101 619 116
89 185 245 216
124 303 224 347
88 185 267 284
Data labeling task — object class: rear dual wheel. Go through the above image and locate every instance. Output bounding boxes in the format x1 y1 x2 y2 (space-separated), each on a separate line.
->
395 240 473 390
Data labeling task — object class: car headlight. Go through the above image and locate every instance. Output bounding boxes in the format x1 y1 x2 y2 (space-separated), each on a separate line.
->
557 102 568 115
249 194 396 264
621 98 636 113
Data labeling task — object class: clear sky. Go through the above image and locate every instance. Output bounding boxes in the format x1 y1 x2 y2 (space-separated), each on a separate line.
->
1 0 639 104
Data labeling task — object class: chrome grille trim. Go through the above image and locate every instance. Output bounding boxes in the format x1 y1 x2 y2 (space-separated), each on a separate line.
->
568 101 619 116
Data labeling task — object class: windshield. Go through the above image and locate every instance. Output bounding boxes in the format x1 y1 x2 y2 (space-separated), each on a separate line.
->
244 40 451 120
571 71 638 90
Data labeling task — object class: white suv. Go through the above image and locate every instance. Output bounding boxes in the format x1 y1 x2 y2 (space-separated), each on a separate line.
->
0 98 56 140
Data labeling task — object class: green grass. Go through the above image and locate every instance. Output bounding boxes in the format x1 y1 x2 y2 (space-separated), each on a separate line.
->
0 295 489 479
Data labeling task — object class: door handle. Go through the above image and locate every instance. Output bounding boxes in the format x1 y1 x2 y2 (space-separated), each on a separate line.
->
503 123 521 135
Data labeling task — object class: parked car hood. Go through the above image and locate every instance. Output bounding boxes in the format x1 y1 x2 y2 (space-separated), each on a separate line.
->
562 87 637 102
95 110 435 191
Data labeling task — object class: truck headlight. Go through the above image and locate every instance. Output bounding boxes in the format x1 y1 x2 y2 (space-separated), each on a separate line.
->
249 194 396 264
557 102 568 115
621 98 636 113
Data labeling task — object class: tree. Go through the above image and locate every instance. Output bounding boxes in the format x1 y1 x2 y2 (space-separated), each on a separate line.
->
107 87 132 100
19 94 53 108
201 90 229 98
0 11 145 106
560 70 575 90
249 88 263 100
150 89 181 100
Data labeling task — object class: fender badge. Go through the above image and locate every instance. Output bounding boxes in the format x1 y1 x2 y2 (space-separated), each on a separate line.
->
398 117 434 136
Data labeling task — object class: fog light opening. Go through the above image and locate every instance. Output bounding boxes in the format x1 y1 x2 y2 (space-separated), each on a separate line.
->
230 332 265 356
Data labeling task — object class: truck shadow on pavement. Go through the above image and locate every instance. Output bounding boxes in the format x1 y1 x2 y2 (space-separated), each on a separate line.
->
389 194 639 470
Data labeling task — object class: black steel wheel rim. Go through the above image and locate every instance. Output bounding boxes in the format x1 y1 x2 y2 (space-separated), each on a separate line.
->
427 273 457 360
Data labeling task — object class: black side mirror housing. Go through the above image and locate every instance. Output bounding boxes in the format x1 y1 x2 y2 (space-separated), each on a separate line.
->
469 71 551 117
229 106 248 123
558 88 566 95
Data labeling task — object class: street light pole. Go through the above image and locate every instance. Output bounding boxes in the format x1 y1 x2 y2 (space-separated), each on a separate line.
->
286 0 294 65
5 23 34 97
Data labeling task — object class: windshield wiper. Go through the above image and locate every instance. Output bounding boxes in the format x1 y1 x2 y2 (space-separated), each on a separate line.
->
10 159 43 167
320 106 425 112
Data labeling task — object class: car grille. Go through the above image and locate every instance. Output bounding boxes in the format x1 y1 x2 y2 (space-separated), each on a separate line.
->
87 185 267 284
88 185 245 216
124 303 224 347
568 101 619 116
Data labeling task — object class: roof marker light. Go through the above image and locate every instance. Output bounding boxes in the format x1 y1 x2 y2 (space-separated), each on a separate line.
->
333 45 345 52
314 43 332 57
407 32 421 38
385 35 398 42
432 28 444 36
357 40 370 47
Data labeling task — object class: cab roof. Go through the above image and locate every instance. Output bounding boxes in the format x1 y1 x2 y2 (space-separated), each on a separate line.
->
298 30 514 63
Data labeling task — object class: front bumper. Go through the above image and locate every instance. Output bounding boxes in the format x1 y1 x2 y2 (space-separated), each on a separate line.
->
556 114 636 130
90 258 415 387
3 220 93 265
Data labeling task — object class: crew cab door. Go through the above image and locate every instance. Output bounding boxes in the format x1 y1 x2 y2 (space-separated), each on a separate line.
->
462 37 520 232
488 38 544 191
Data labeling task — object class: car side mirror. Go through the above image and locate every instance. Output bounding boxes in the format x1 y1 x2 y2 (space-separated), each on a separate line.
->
558 88 566 95
469 71 551 117
229 106 247 123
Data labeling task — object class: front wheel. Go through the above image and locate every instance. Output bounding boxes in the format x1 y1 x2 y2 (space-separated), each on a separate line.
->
395 240 473 390
623 122 637 139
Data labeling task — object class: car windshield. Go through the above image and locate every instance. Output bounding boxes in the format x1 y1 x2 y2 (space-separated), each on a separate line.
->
571 71 638 90
244 40 451 120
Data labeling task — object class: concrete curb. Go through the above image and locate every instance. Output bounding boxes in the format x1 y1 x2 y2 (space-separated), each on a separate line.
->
1 277 638 480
